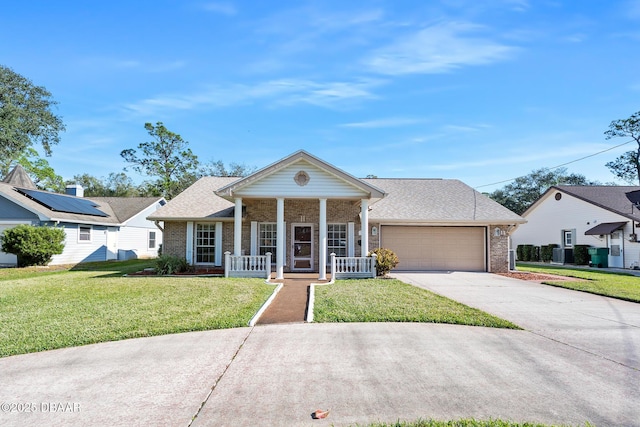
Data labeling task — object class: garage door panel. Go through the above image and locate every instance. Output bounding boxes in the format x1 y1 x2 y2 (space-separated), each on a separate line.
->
381 226 485 271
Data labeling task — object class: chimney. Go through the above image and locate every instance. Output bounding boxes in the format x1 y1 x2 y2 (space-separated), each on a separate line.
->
65 185 84 198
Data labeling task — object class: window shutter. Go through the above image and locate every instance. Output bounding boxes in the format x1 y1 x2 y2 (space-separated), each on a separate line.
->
347 222 355 257
250 221 258 256
215 222 223 265
186 222 194 264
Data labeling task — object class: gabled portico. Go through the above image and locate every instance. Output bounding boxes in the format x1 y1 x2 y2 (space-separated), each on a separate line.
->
215 150 385 280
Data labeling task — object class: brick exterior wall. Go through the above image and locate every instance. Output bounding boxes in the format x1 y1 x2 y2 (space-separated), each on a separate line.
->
162 221 186 258
489 225 510 273
161 203 511 274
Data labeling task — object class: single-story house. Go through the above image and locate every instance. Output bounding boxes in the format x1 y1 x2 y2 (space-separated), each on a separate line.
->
148 150 524 278
0 165 166 266
512 185 640 269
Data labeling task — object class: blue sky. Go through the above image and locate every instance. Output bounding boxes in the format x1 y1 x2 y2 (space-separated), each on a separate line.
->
2 0 640 191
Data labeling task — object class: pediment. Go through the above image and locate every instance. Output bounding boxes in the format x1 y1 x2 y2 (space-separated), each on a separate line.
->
216 150 385 200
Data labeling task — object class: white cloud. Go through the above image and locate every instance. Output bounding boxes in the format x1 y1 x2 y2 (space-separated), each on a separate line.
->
504 0 530 12
340 117 426 128
429 141 626 171
365 21 515 75
201 2 237 16
122 78 384 115
441 124 490 132
627 0 640 20
77 57 186 73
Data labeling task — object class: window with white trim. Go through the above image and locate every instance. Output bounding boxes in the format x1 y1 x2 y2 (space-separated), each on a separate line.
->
259 223 277 256
78 225 91 242
148 231 157 250
563 230 573 247
195 223 216 263
328 223 347 256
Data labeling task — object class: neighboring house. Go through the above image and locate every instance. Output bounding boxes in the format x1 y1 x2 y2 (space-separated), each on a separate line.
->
0 165 165 266
512 185 640 269
148 150 524 278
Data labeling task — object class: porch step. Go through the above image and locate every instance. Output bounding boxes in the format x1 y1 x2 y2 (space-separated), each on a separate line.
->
256 279 310 324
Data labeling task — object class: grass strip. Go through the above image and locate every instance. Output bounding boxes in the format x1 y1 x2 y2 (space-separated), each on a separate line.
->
313 278 518 328
517 263 640 303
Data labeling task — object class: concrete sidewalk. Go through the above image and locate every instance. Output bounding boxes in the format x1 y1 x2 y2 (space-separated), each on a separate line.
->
1 273 639 426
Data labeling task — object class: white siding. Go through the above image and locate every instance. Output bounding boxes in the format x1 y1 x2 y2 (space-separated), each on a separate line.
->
513 191 640 268
117 202 164 259
235 160 369 198
50 224 109 265
117 226 162 259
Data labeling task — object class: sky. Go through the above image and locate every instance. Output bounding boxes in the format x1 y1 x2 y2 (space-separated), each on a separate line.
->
2 0 640 192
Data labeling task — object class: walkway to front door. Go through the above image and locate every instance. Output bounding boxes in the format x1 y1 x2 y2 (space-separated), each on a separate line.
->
256 274 329 324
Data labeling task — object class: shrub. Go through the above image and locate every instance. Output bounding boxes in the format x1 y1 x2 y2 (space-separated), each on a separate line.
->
540 244 558 262
369 247 399 276
532 246 540 262
516 245 525 261
0 224 66 267
573 245 590 265
155 255 189 275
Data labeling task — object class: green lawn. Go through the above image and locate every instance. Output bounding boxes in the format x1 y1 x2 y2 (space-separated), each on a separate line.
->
1 261 519 357
313 278 519 329
517 263 640 303
0 260 273 357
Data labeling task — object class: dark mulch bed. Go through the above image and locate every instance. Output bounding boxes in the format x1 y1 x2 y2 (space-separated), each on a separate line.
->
497 271 583 282
128 267 225 276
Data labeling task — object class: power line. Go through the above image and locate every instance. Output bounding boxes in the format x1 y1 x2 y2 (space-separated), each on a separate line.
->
474 138 635 189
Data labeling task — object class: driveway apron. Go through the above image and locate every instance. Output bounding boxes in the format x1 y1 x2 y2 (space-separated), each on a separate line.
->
392 271 640 371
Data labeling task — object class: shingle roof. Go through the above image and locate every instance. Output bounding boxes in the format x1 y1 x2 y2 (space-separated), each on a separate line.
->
365 178 524 224
0 182 163 226
147 177 239 220
2 165 36 189
148 176 524 224
90 197 164 223
551 185 640 222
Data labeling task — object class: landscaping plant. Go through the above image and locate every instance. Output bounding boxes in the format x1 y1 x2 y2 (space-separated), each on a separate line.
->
369 247 399 276
0 224 65 267
155 254 189 274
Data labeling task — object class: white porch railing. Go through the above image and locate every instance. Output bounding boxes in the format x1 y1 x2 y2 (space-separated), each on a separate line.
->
330 253 377 279
224 251 271 278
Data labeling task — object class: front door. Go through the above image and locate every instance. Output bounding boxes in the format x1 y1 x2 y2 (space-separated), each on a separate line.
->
608 231 623 268
291 224 313 271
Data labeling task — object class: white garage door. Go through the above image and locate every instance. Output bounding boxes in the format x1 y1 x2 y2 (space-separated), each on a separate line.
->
381 226 486 271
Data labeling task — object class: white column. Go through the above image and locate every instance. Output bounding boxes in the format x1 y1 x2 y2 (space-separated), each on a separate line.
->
319 198 327 280
234 197 242 256
361 199 369 256
276 198 285 279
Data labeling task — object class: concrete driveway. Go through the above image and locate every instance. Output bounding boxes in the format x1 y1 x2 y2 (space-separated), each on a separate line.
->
392 271 640 371
1 272 639 426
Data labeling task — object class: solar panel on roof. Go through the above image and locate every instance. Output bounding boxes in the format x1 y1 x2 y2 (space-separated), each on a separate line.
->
15 188 109 217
